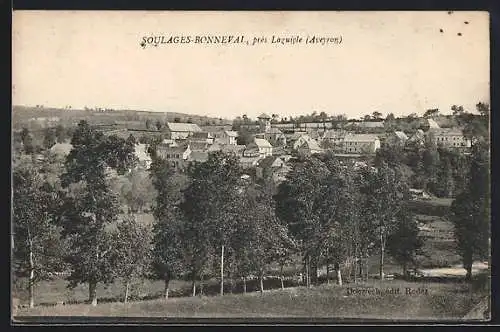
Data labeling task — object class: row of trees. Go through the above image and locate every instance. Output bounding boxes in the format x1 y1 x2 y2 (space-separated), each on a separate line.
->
14 120 417 308
12 102 490 308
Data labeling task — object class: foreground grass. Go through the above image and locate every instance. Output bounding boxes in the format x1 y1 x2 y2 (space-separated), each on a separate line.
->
14 280 485 321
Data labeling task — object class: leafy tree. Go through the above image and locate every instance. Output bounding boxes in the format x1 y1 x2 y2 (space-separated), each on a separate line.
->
59 121 136 306
122 169 156 213
372 111 383 121
360 163 409 280
149 157 188 299
55 124 67 143
319 111 329 124
387 209 424 276
179 152 242 296
126 134 137 146
21 128 35 154
423 108 440 118
462 102 490 143
43 128 57 150
421 135 440 193
375 145 404 168
385 113 396 122
111 215 152 303
236 127 253 146
449 141 490 280
234 182 295 292
156 120 163 130
12 161 67 308
275 157 331 286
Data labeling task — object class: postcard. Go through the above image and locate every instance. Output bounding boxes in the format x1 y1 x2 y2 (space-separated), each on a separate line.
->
11 10 491 324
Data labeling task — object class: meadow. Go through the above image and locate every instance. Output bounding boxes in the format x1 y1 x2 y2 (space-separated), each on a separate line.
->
12 190 490 321
14 279 487 321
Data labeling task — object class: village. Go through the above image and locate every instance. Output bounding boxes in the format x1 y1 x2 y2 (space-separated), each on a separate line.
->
11 10 490 322
42 111 473 187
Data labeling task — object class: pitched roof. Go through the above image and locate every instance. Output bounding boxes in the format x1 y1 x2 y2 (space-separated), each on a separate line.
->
358 121 385 128
394 131 409 140
225 130 238 137
343 134 380 142
188 142 209 151
266 127 283 134
134 144 151 162
257 113 271 119
162 139 178 146
322 130 347 139
288 132 309 140
254 138 273 148
50 143 73 156
166 122 202 132
157 145 188 154
257 156 278 169
430 128 464 135
427 118 440 129
299 138 323 151
221 144 246 155
240 155 262 165
191 131 212 139
188 151 209 162
271 157 286 168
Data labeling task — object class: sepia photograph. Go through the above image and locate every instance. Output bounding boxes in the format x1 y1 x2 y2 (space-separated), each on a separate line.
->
11 10 491 323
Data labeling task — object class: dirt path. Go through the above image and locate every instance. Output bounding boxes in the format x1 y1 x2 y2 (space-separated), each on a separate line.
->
418 262 489 278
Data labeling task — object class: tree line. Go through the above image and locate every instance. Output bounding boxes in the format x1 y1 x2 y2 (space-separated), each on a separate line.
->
12 110 490 308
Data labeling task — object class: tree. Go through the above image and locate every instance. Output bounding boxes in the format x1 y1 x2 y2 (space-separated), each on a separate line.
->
319 112 328 124
21 128 35 154
122 169 156 213
385 113 396 122
423 109 440 119
156 120 163 130
275 157 332 286
449 141 490 280
451 105 465 116
179 152 242 296
360 163 409 280
234 181 295 293
59 121 136 306
55 124 67 143
372 111 383 121
462 102 490 143
12 161 67 308
111 215 152 303
375 145 404 168
421 136 440 193
43 128 57 150
387 209 424 276
236 127 253 146
149 157 188 299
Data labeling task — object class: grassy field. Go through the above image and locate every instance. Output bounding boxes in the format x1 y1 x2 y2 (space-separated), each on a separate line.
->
14 280 486 321
14 196 490 321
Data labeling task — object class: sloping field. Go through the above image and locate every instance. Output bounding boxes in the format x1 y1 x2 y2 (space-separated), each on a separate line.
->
14 281 484 321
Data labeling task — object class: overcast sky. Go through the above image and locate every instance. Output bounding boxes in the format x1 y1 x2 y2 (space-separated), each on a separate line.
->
12 11 489 120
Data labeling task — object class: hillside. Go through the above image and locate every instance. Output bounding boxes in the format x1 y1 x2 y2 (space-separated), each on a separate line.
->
12 105 231 130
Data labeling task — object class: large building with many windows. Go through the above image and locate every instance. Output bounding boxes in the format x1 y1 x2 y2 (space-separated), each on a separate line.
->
342 134 381 154
428 128 471 149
